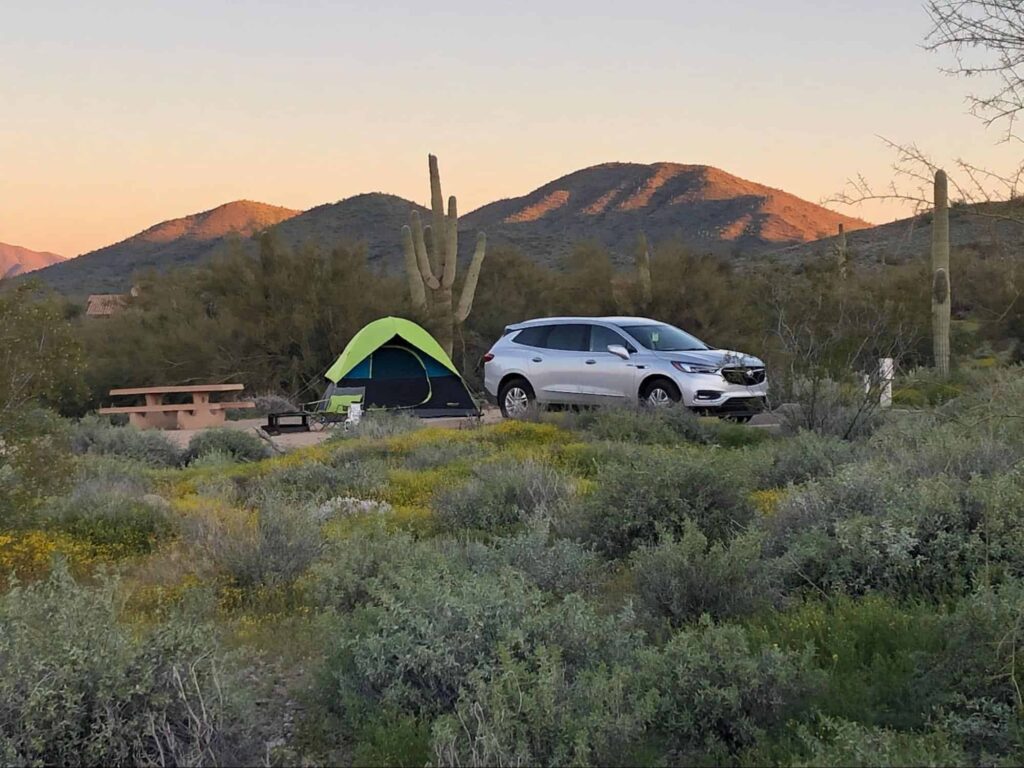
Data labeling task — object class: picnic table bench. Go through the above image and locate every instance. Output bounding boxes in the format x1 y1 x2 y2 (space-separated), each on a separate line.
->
98 384 255 430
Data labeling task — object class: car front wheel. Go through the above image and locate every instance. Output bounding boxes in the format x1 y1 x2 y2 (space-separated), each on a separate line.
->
498 378 536 419
640 377 681 408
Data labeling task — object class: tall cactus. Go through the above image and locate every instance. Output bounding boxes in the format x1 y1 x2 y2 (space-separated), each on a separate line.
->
636 232 653 309
932 169 951 377
401 154 487 357
835 223 848 279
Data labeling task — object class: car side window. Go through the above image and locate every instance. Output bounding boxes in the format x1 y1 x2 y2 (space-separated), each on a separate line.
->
544 324 590 351
589 325 634 353
513 326 549 348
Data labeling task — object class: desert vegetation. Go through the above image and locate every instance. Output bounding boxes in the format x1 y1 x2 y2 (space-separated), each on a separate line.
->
2 352 1024 764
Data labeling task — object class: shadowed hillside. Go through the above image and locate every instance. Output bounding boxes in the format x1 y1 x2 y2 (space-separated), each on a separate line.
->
266 193 429 270
767 198 1024 267
463 162 870 265
0 243 64 278
30 201 300 295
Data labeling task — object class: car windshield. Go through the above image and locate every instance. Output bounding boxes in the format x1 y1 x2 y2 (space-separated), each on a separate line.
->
617 323 709 352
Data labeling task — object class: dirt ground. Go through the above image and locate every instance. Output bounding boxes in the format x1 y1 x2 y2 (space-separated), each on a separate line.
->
162 406 505 451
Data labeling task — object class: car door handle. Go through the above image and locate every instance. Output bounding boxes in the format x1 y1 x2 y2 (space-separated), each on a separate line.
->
585 359 596 365
532 357 543 363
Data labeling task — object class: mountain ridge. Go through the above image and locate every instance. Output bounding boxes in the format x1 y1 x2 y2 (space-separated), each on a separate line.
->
0 243 64 278
26 162 874 294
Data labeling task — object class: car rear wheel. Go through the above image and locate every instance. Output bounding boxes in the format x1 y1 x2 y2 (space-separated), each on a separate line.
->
640 377 681 408
498 378 535 419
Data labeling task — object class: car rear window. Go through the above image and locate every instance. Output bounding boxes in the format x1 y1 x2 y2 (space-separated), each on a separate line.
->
513 326 549 347
544 324 590 351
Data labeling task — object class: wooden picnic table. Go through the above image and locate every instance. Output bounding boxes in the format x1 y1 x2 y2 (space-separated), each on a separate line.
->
98 384 255 430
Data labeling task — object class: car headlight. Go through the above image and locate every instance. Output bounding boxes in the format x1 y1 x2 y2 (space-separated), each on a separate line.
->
671 361 720 374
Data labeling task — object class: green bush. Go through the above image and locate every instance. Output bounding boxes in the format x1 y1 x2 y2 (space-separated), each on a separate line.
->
43 481 173 557
746 595 947 730
757 430 856 489
70 415 181 467
0 409 74 525
572 405 710 445
185 427 270 464
631 522 774 626
0 565 255 765
320 568 642 722
572 446 753 558
791 716 967 767
433 645 660 767
256 458 383 504
640 618 820 760
459 519 604 597
338 411 422 441
189 495 324 589
434 460 572 534
401 440 487 470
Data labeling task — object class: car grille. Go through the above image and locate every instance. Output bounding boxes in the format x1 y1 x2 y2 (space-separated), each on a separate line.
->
721 367 766 386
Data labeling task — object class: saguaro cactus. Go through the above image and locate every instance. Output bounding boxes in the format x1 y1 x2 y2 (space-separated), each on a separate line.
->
401 154 487 357
636 232 653 309
835 223 848 279
932 169 951 378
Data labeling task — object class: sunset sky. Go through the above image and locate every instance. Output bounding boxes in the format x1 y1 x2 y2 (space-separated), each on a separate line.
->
2 0 1018 257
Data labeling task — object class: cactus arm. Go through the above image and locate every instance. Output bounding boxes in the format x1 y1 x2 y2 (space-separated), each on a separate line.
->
410 210 440 290
443 195 458 289
455 232 486 323
402 225 427 309
428 154 446 278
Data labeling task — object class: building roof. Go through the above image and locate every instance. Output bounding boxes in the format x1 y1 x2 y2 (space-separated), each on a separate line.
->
85 293 128 317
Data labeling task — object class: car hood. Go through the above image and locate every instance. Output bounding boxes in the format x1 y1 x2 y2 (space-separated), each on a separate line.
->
653 349 764 368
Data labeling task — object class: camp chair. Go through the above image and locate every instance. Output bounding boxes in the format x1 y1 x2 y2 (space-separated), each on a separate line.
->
263 386 365 435
304 385 366 429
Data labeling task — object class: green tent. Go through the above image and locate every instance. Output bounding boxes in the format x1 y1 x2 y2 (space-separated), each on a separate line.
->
322 317 479 417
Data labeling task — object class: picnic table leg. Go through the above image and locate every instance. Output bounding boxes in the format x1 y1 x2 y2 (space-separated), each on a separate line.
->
176 391 226 430
132 393 175 430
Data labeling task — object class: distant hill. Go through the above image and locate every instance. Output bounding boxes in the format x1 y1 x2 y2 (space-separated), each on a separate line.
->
267 193 429 270
0 243 64 278
28 163 876 294
766 198 1024 267
30 200 300 295
462 162 871 265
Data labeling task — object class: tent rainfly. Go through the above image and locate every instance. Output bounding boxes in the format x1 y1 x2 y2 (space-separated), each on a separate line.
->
322 317 479 418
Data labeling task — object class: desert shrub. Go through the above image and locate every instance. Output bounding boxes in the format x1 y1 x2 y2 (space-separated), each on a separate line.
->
338 411 422 441
432 644 660 767
871 418 1022 482
778 379 885 441
320 568 642 724
311 524 453 612
0 565 255 765
705 419 772 448
790 716 967 767
70 415 181 467
42 481 173 558
351 709 432 768
639 618 820 760
189 495 324 589
746 595 947 730
434 459 572 534
256 459 382 504
757 430 856 489
0 409 74 525
572 447 753 558
400 439 487 470
185 427 269 464
767 468 1024 599
458 519 604 597
631 522 774 626
931 580 1024 756
572 405 710 445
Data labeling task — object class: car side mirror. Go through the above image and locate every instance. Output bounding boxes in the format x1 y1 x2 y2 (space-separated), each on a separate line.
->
607 344 631 361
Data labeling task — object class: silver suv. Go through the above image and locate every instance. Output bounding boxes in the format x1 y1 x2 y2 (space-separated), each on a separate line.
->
483 316 768 420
